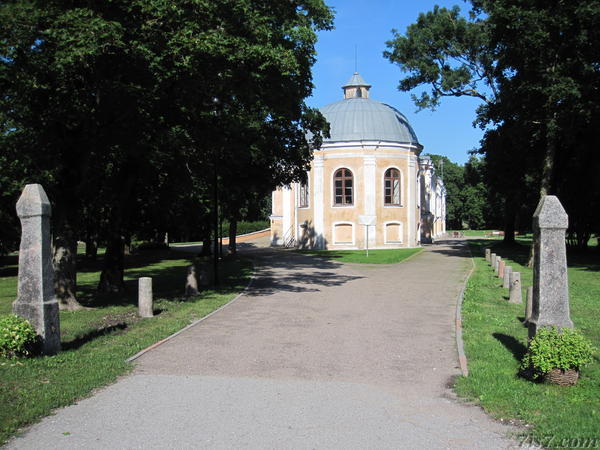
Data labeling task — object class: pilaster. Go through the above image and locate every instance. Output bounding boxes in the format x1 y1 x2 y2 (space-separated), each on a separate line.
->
363 154 377 247
313 154 325 248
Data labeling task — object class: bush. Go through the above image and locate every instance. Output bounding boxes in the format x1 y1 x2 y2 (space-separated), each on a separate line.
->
0 315 39 359
220 220 269 238
521 327 595 379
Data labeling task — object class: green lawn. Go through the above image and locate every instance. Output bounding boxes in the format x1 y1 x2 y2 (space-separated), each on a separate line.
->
454 239 600 446
448 229 501 237
0 249 252 445
297 248 422 264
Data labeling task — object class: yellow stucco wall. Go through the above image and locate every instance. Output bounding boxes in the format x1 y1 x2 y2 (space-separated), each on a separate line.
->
270 144 429 249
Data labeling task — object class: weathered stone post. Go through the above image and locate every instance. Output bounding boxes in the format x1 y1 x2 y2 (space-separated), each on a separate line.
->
485 248 491 262
138 277 154 318
525 286 533 324
491 253 497 269
509 271 522 304
529 196 573 338
185 265 199 296
498 260 505 279
495 256 502 276
503 266 512 289
12 184 60 354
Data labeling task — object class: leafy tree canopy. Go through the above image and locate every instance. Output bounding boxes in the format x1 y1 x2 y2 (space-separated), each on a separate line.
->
0 0 334 294
386 1 600 247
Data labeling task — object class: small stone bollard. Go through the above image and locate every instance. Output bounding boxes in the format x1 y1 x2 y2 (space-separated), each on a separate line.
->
494 257 502 276
498 260 505 279
138 277 154 318
503 266 512 289
525 286 533 324
509 272 522 304
185 265 199 296
485 248 491 262
12 184 60 355
491 253 497 269
529 195 573 339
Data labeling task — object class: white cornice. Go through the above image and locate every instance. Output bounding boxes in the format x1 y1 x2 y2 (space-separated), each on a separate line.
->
319 140 422 152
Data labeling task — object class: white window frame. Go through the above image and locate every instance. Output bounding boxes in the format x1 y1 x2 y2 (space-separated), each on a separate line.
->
382 165 404 207
332 221 355 245
331 166 356 208
384 221 404 244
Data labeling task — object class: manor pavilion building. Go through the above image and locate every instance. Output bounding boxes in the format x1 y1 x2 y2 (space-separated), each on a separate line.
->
270 73 446 249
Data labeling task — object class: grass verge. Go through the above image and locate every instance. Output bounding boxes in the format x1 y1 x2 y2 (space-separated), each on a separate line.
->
448 229 501 237
0 249 252 445
297 248 422 264
454 239 600 446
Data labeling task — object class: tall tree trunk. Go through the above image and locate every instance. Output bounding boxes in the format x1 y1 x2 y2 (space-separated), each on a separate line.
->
502 196 516 244
96 158 138 295
529 115 559 266
85 236 97 260
201 235 212 256
228 218 237 255
53 211 83 310
540 136 556 197
98 234 126 294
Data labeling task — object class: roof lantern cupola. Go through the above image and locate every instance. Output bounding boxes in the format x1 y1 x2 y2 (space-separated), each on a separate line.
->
342 72 371 99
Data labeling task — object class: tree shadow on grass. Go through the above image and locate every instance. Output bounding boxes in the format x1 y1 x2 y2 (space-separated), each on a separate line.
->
470 238 600 272
493 332 528 362
62 323 128 351
78 256 251 308
76 249 192 275
468 239 531 266
567 252 600 272
424 240 471 258
0 254 18 277
78 263 191 307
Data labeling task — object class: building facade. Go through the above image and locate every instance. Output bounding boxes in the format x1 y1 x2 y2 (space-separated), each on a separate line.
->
270 73 446 250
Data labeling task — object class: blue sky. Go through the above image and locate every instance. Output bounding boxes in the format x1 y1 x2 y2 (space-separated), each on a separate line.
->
307 0 482 165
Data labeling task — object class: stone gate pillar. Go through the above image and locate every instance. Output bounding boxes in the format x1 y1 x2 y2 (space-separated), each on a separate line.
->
12 184 61 354
529 195 573 339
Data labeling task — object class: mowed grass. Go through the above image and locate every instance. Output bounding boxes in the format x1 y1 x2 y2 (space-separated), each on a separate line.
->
297 248 422 264
0 249 252 445
448 229 501 237
454 239 600 445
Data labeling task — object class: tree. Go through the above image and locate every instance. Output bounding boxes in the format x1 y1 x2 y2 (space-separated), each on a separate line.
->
475 0 600 247
384 5 497 112
426 154 464 229
1 2 169 305
1 0 334 300
427 154 495 230
384 5 520 241
386 1 600 248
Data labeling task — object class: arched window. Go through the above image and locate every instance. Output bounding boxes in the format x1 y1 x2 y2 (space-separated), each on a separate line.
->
334 168 353 205
299 182 309 208
384 168 401 205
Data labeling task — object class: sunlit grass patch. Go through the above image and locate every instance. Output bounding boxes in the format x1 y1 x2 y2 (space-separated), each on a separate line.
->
297 248 422 264
454 239 600 444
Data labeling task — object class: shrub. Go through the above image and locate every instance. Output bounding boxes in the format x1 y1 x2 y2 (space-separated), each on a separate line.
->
0 315 39 359
521 327 595 379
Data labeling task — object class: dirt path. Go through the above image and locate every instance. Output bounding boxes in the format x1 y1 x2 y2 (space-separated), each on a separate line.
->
7 241 520 449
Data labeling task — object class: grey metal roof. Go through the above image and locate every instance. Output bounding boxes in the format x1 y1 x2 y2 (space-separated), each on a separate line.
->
342 72 371 88
320 98 420 145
